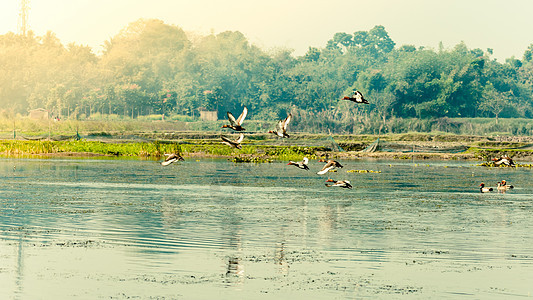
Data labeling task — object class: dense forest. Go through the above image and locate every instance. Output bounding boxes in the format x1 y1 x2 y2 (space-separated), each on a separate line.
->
1 19 533 134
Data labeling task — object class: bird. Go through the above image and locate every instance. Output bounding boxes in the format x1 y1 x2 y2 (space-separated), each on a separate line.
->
497 182 507 192
479 183 493 193
492 155 515 167
500 180 514 189
161 153 184 166
287 157 309 170
317 159 344 175
342 90 369 104
222 106 248 131
221 133 245 149
269 114 292 138
325 179 353 189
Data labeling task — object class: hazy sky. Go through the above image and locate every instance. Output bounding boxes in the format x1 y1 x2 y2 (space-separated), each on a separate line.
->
1 0 532 61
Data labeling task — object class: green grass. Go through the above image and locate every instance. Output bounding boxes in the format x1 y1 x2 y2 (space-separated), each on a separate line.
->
0 139 322 162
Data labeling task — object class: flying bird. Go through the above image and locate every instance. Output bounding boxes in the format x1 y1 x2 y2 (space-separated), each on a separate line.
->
317 159 344 175
325 179 353 189
343 90 369 104
221 133 245 149
492 155 515 167
269 114 292 138
287 157 310 170
222 106 248 131
161 153 184 166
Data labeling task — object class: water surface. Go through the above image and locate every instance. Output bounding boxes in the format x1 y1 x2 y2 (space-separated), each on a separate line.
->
1 157 532 299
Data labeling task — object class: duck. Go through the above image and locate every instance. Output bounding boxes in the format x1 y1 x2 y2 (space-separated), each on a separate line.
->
287 157 309 170
342 90 369 104
497 182 507 192
221 133 245 149
269 114 292 138
492 155 515 167
500 180 514 189
317 159 344 175
325 179 353 189
161 153 185 166
479 183 493 193
222 106 248 131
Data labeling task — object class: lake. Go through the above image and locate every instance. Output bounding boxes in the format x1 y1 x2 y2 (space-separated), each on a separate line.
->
1 157 532 299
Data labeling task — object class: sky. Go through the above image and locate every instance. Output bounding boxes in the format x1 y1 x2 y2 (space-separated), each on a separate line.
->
1 0 532 61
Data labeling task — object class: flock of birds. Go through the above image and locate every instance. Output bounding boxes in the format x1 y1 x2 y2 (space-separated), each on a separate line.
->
479 155 516 193
160 90 369 189
160 90 517 192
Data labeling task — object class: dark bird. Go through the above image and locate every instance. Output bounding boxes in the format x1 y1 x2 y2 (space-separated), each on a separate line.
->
269 114 292 138
325 179 353 189
317 159 344 175
161 153 184 166
343 90 369 104
222 106 248 131
287 157 309 170
479 183 493 193
221 133 245 149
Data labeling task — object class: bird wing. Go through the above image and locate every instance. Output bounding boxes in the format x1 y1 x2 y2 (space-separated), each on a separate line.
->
317 161 335 175
221 135 233 145
283 114 292 130
235 133 245 144
276 118 284 132
302 157 309 165
236 106 247 125
227 112 238 126
161 156 177 166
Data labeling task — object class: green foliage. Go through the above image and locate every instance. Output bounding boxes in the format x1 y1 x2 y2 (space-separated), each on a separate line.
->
1 21 533 135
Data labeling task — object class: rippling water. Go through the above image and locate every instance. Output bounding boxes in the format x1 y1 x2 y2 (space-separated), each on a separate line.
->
1 157 532 299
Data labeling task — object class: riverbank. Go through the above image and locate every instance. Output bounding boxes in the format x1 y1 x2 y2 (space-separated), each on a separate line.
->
2 132 533 162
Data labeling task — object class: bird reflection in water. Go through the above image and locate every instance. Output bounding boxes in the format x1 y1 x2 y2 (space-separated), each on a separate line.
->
274 241 290 275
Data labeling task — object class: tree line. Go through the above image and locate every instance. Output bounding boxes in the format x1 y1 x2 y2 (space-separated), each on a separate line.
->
1 19 533 132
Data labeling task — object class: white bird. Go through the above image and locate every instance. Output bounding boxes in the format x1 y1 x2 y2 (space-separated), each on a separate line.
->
317 159 344 175
325 179 353 189
161 153 184 166
287 157 309 170
269 114 292 138
479 183 493 193
343 90 369 104
222 106 248 131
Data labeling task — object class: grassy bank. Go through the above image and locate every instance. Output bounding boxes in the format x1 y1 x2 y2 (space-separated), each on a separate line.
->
0 140 323 162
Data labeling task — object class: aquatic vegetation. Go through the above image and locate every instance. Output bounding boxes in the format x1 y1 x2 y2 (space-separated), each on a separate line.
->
347 169 382 173
477 162 533 168
231 155 273 163
0 140 323 161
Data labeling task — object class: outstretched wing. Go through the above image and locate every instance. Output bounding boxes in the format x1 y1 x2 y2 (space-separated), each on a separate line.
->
221 135 233 145
317 161 335 175
276 118 284 132
236 106 248 126
227 112 238 126
283 114 292 130
235 133 245 144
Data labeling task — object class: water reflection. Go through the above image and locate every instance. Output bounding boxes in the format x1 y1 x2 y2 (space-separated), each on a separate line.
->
1 158 533 298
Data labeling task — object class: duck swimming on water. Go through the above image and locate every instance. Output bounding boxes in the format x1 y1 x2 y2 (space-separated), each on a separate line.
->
479 183 493 193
